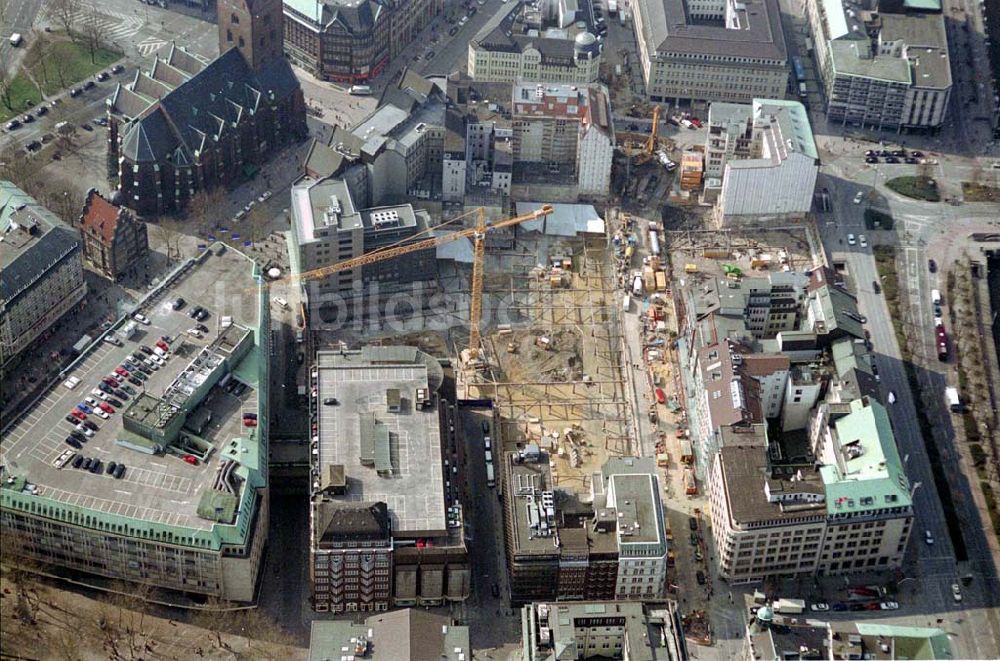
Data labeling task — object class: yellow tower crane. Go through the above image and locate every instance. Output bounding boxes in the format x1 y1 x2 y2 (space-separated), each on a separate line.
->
283 204 555 359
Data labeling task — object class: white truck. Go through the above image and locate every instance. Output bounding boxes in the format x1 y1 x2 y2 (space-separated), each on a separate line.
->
632 274 644 296
945 387 961 412
486 463 496 488
10 33 23 47
931 289 942 305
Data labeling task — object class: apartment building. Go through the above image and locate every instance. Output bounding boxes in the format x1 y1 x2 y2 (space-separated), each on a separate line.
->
282 0 439 83
806 0 951 131
511 82 614 196
710 398 913 583
288 175 437 314
467 3 602 84
0 181 87 367
521 600 688 661
633 0 788 104
502 452 668 605
309 347 469 613
705 99 819 226
1 246 271 602
78 189 149 282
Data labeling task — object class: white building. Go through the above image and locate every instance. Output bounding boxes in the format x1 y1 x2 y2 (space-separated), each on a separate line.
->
0 181 87 366
511 82 615 197
806 0 951 131
633 0 788 104
706 99 819 226
595 458 669 601
468 4 602 84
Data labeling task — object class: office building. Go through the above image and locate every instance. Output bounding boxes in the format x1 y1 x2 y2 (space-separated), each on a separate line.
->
308 608 470 661
710 398 913 583
704 100 819 226
502 453 667 605
283 0 439 83
1 245 271 602
511 82 614 197
78 189 149 281
108 2 306 216
521 600 688 661
309 347 469 613
806 0 951 131
288 175 437 314
0 181 87 367
632 0 788 104
467 3 602 84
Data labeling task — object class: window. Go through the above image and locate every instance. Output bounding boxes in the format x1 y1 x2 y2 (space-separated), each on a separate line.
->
239 36 245 48
231 13 240 24
227 29 233 42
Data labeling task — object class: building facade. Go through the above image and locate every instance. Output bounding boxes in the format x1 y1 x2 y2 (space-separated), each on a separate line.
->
633 0 788 104
1 247 271 602
706 99 819 226
710 398 913 583
108 2 306 216
309 347 470 613
283 0 438 83
511 83 614 196
78 189 149 281
467 4 602 84
0 181 87 367
807 0 951 131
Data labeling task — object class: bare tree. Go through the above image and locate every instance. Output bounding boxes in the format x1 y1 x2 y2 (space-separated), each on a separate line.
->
48 0 83 41
79 4 104 63
27 40 54 91
187 187 228 235
243 199 271 244
0 64 14 112
148 218 186 265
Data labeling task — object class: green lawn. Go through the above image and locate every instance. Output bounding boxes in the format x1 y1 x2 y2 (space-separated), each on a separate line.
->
0 73 44 123
35 39 121 96
885 176 941 202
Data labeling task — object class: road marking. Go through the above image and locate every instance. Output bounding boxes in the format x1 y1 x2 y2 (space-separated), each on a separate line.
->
136 38 168 57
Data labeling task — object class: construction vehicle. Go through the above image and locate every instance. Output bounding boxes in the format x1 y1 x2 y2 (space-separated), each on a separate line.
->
281 204 555 360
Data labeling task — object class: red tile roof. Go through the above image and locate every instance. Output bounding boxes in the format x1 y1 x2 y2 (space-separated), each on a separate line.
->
80 189 124 244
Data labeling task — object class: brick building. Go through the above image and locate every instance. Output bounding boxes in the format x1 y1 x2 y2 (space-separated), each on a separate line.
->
107 0 306 216
78 189 149 281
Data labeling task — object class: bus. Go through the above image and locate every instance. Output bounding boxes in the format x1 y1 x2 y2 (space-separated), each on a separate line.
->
792 57 806 82
486 463 495 488
348 85 372 96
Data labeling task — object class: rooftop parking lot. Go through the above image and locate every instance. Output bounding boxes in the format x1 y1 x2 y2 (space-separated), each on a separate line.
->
1 248 262 530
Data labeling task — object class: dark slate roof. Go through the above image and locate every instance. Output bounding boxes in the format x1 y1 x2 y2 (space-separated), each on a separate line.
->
0 223 80 303
331 0 383 33
116 47 300 165
316 501 391 545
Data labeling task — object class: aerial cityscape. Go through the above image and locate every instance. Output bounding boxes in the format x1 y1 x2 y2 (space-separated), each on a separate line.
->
1 0 999 658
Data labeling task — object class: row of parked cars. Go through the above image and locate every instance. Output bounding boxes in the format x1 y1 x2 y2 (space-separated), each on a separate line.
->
864 148 925 165
3 64 125 132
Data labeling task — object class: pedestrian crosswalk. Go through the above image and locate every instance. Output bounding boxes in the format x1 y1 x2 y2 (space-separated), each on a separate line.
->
136 37 168 57
44 1 145 50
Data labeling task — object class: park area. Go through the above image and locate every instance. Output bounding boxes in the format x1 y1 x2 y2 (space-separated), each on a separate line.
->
0 33 120 123
885 175 941 202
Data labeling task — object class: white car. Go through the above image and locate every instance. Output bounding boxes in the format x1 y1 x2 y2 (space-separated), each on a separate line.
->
853 191 865 204
847 233 857 246
952 583 962 602
879 601 899 610
133 312 150 324
258 190 271 202
925 530 934 545
93 408 110 420
76 424 94 437
85 396 99 408
91 389 108 400
887 390 896 405
859 235 868 248
810 602 830 612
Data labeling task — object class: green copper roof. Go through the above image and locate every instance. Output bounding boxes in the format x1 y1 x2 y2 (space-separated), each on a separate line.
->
853 623 952 659
821 399 911 515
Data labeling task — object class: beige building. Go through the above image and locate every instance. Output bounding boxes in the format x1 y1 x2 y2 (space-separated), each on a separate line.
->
633 0 788 104
467 4 602 84
0 181 87 366
709 398 914 583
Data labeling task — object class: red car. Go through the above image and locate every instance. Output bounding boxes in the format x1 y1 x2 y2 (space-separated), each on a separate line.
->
114 367 129 377
182 454 198 465
865 602 881 610
102 376 119 387
690 117 702 128
655 388 666 404
70 409 87 421
155 340 169 351
243 418 258 427
99 402 114 414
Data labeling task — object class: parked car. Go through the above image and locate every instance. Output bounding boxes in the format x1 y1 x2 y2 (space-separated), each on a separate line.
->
688 516 699 531
880 601 899 610
82 420 98 431
928 259 937 273
83 80 95 90
111 64 125 74
36 105 48 117
4 119 21 131
810 603 830 612
96 71 109 81
952 583 962 602
696 570 706 585
872 280 881 294
69 87 82 97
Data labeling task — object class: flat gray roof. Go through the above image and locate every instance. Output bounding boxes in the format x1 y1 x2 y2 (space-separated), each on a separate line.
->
636 0 787 61
0 248 261 530
314 348 446 534
718 446 827 525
